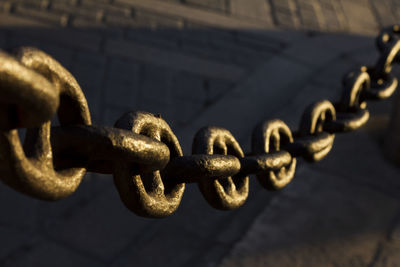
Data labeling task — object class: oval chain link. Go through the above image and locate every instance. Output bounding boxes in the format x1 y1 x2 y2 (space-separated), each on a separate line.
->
193 127 249 210
0 51 59 129
113 111 185 218
0 47 90 200
250 119 296 190
286 100 336 162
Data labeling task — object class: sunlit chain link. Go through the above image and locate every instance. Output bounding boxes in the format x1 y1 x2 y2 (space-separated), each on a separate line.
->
0 25 399 218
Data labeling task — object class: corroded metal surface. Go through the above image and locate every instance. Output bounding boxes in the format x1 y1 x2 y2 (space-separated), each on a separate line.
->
51 125 170 174
0 51 59 129
0 26 399 217
250 119 296 190
113 111 184 218
287 100 336 162
193 127 248 210
164 154 241 184
0 47 90 200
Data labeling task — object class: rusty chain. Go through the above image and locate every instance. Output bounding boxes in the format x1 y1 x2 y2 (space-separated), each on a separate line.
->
0 26 399 218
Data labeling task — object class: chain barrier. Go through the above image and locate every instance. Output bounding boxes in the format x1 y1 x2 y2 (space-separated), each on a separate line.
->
0 27 399 218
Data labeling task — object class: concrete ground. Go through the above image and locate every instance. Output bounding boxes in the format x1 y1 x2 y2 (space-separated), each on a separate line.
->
0 0 400 266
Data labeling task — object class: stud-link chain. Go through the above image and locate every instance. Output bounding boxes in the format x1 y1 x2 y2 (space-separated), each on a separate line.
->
0 26 399 217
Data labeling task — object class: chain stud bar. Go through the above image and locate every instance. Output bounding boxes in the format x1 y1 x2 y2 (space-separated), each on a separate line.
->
164 154 240 184
51 125 170 174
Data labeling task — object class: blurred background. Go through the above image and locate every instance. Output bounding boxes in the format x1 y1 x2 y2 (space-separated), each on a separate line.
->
0 0 400 266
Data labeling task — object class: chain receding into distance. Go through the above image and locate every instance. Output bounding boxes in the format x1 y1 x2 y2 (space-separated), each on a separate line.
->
0 26 399 218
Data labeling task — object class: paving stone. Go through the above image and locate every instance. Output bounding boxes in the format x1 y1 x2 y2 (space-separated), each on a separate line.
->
125 28 180 50
183 0 229 14
104 39 246 82
50 1 103 21
110 228 205 267
296 0 323 30
0 183 38 232
2 238 105 267
81 0 132 17
340 0 379 35
6 32 42 49
70 51 107 123
282 34 373 67
71 17 125 39
102 106 129 126
135 98 175 128
313 128 400 200
171 99 204 127
176 54 313 149
204 78 234 106
229 0 273 24
369 0 397 27
44 185 157 261
233 31 284 52
344 45 380 66
104 14 138 27
0 13 51 27
0 1 12 13
37 42 74 69
14 3 69 26
8 27 102 52
180 40 233 64
0 226 31 261
220 167 400 267
270 0 300 28
134 8 184 28
309 56 362 88
114 0 270 30
208 37 274 67
170 71 206 102
104 57 140 108
138 63 173 102
182 22 236 43
0 31 6 47
271 83 338 130
371 212 400 266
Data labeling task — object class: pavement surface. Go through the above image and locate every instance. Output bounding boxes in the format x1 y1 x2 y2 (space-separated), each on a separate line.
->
0 0 400 266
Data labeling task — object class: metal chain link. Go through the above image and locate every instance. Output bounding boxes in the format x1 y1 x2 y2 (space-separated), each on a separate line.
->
0 26 399 218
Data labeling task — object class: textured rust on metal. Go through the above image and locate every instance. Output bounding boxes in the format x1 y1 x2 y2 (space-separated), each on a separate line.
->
250 119 296 190
51 125 170 174
193 127 248 210
0 47 90 200
287 100 336 162
0 51 59 129
325 69 370 133
113 111 184 218
164 154 241 184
